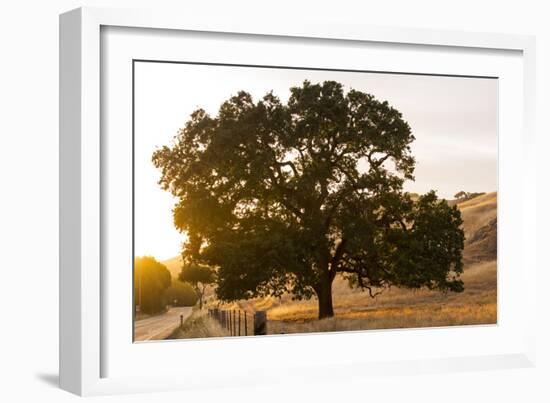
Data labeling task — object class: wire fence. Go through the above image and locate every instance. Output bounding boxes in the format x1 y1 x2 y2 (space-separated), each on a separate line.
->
208 308 267 336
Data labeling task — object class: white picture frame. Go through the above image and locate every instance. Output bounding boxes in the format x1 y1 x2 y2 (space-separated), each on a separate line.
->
59 6 537 396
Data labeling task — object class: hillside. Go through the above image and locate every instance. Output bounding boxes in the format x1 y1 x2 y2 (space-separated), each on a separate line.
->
163 255 183 279
455 192 497 264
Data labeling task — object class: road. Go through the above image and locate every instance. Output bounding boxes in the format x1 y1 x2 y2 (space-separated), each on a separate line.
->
134 306 193 341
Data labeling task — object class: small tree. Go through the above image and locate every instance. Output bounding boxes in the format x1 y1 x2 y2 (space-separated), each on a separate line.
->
454 191 468 200
454 191 485 201
163 280 199 307
178 264 215 309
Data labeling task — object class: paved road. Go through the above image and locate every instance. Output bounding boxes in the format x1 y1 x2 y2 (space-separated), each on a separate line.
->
134 306 193 341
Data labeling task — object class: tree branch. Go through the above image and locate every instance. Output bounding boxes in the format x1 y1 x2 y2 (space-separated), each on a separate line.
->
265 167 303 219
329 239 347 279
276 160 299 178
368 150 393 169
354 270 385 298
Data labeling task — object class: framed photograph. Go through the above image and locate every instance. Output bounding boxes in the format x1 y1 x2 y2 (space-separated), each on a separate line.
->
60 7 537 396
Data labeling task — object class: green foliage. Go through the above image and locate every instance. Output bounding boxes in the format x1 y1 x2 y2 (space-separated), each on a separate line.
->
134 256 171 314
179 264 216 285
153 80 465 318
384 191 464 292
178 264 216 309
163 280 198 306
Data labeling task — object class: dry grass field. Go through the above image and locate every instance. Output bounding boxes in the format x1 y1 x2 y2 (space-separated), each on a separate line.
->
216 259 496 334
167 308 229 339
166 192 498 337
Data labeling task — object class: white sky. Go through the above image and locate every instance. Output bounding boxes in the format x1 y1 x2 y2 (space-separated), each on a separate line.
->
134 62 497 261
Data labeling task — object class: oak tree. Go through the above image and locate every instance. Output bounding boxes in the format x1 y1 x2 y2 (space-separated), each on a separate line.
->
153 81 465 319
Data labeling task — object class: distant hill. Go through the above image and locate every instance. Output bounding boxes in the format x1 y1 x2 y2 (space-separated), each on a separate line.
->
455 192 497 265
163 255 183 279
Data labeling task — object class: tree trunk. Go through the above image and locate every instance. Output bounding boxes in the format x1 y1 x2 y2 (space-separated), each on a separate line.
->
195 286 203 310
199 284 206 310
316 277 334 319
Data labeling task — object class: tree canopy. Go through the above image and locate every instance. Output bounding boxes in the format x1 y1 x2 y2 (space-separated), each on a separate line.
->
163 280 199 307
153 80 465 319
178 264 216 309
134 256 171 314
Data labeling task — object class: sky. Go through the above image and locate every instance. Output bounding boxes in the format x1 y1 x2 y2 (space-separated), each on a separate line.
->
134 62 498 261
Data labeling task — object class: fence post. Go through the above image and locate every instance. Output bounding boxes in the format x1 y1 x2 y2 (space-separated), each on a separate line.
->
253 311 267 335
244 312 248 336
180 314 183 329
238 311 241 336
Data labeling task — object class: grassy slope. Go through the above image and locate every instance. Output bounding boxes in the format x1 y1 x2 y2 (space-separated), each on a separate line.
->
168 192 498 335
458 192 497 264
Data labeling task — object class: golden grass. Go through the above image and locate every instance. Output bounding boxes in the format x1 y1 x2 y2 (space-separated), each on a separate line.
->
232 260 497 334
457 192 497 240
267 302 496 335
457 192 497 209
166 308 229 339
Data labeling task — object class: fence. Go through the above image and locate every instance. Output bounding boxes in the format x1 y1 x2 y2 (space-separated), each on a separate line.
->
208 308 267 336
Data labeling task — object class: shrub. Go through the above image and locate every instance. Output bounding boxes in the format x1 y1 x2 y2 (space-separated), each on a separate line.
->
163 280 199 307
